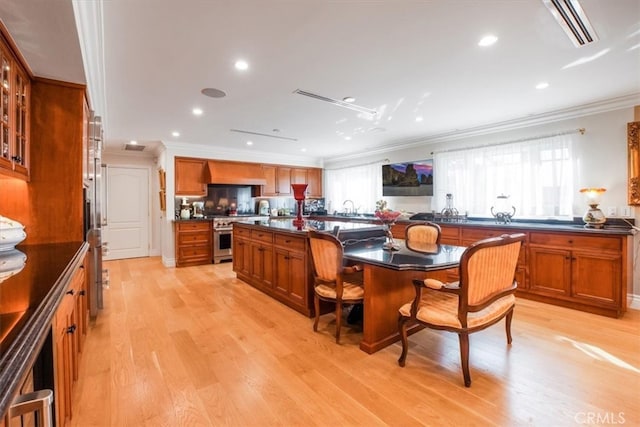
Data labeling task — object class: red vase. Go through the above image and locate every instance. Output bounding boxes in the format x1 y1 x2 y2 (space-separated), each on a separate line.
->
291 184 308 227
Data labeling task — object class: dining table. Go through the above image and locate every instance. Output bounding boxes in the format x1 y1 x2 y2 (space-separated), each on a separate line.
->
343 239 467 354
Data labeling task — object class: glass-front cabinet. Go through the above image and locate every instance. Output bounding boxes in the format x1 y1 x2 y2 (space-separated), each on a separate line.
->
0 32 30 180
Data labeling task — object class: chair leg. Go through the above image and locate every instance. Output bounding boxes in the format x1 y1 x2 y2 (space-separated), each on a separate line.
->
505 309 514 344
397 315 410 367
313 294 320 332
335 302 343 343
458 333 471 387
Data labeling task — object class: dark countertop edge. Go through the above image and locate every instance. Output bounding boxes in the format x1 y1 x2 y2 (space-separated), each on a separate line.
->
315 215 635 236
0 241 88 419
343 255 461 272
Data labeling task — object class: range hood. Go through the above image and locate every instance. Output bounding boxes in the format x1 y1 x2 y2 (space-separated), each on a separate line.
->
205 160 267 185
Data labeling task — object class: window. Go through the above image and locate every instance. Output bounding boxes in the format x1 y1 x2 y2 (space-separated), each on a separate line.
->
325 163 383 214
433 133 575 219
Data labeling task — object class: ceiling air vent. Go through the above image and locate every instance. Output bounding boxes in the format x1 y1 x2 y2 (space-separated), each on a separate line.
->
293 89 378 117
542 0 599 47
123 143 145 151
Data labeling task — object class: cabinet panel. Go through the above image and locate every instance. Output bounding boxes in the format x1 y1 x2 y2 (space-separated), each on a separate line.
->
572 251 621 305
175 157 206 196
529 246 571 296
306 168 323 197
233 235 251 276
174 220 212 267
276 167 292 195
250 241 274 289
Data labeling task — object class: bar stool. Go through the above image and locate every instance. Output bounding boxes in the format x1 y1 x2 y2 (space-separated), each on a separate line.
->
5 389 54 427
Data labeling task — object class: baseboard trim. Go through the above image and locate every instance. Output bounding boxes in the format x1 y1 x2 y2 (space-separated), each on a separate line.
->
628 293 640 310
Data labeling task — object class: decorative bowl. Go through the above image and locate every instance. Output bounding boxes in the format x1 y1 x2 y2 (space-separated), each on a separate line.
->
0 215 27 252
0 248 27 282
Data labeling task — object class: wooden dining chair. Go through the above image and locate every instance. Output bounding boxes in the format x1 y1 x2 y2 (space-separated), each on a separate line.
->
405 221 441 249
307 230 365 343
397 233 525 387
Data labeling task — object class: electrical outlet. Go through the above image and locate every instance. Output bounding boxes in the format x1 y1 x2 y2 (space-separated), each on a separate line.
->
620 206 632 217
606 207 617 217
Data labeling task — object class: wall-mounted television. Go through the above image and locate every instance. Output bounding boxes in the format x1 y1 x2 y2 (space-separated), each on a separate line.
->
382 159 433 197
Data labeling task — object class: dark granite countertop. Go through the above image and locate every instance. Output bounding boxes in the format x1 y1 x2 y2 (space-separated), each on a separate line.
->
314 215 635 236
235 217 384 233
0 241 88 419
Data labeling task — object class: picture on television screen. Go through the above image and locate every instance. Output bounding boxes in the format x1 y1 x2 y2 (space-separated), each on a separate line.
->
382 159 433 197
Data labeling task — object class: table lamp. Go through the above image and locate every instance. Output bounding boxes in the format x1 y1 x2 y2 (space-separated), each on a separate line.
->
579 187 606 228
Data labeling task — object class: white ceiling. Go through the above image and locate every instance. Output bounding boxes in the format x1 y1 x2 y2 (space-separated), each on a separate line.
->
1 0 639 162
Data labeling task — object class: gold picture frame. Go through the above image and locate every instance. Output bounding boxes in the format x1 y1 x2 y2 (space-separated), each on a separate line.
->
628 121 640 205
159 190 166 211
158 168 166 190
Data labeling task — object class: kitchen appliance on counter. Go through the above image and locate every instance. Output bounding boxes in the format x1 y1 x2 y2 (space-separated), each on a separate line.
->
258 200 270 216
192 201 205 218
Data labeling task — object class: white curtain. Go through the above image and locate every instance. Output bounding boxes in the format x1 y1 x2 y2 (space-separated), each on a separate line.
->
433 134 574 218
325 163 383 214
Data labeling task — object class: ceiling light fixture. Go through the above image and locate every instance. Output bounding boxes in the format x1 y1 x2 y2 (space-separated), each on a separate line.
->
129 140 137 145
246 141 253 146
293 89 377 116
172 131 180 137
192 108 203 116
542 0 599 47
536 82 550 89
416 116 424 122
478 35 498 47
234 59 249 71
343 97 355 103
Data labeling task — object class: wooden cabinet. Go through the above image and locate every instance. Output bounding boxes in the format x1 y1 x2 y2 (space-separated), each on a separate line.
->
306 168 323 197
250 229 274 289
174 221 212 267
262 165 292 196
233 224 313 316
0 34 30 180
262 165 323 197
424 222 630 318
53 256 87 427
175 157 207 196
233 225 251 276
273 234 308 311
528 232 626 316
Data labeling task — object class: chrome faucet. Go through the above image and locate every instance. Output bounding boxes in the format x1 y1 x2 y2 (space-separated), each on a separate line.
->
343 199 355 216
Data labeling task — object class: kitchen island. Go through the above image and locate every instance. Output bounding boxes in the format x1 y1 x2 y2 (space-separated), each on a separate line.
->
232 218 385 317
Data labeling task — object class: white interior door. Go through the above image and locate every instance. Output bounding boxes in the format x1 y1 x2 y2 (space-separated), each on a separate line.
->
103 166 150 260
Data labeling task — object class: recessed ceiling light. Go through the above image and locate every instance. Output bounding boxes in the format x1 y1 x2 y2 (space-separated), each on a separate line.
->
478 35 498 47
192 108 203 116
246 141 253 146
130 140 137 145
301 148 307 152
235 59 249 71
345 136 352 141
171 131 180 137
201 88 226 98
416 116 424 122
343 97 355 103
536 82 550 89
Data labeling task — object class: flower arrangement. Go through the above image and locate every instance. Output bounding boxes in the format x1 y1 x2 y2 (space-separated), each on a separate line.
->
375 200 401 224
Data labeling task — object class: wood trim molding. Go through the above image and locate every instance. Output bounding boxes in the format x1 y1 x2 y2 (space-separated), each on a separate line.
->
628 121 640 205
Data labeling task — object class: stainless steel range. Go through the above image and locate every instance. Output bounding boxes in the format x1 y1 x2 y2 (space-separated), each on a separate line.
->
212 215 264 263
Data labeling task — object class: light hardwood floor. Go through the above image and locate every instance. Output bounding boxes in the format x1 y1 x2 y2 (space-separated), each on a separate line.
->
71 257 640 426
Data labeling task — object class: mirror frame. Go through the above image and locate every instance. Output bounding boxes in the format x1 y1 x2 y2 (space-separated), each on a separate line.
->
629 121 640 205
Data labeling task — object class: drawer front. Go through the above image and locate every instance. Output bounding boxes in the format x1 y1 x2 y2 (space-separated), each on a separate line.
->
177 221 210 232
178 231 210 245
274 234 306 252
461 227 508 241
529 232 621 251
234 225 251 238
178 245 211 259
251 229 274 244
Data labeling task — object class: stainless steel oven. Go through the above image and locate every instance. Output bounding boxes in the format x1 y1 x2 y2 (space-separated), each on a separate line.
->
213 225 233 264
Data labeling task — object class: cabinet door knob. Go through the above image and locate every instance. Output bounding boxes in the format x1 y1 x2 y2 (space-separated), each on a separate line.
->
66 324 77 334
79 290 86 296
66 289 75 296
